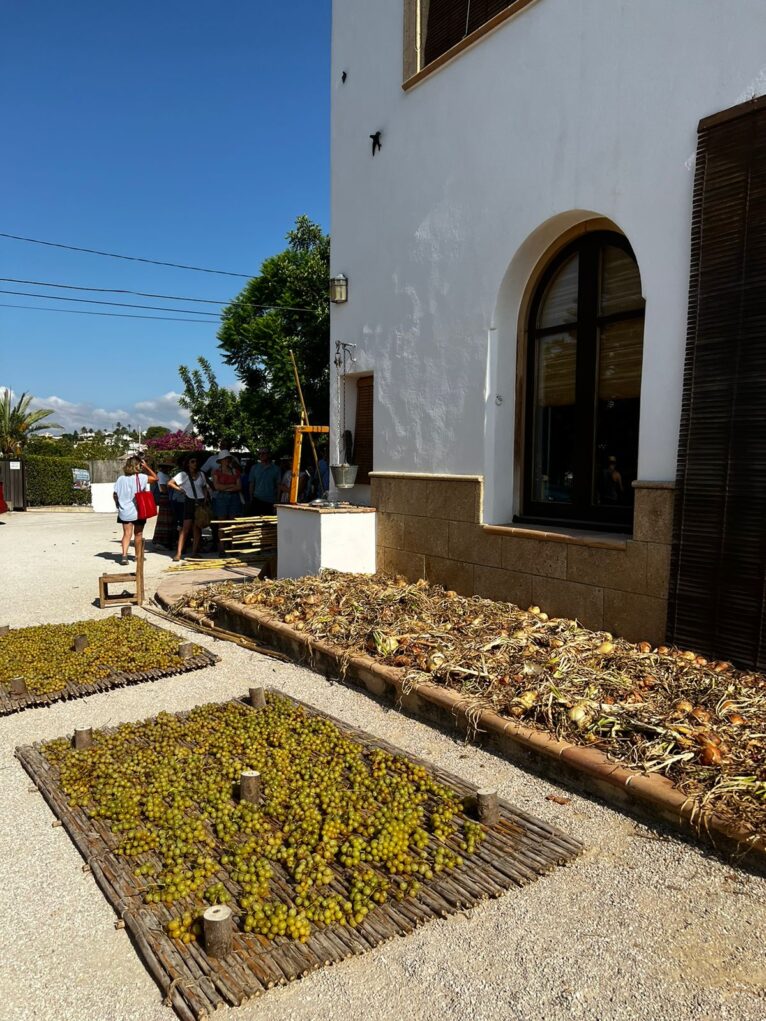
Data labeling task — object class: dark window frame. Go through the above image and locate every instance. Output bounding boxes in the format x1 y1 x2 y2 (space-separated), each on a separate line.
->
518 231 645 532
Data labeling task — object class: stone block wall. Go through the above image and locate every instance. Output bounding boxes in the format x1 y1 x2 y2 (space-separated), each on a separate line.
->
370 474 674 645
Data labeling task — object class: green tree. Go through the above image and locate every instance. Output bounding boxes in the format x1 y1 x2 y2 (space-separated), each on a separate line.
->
0 390 61 458
217 215 330 453
178 357 249 447
76 436 130 459
26 436 76 457
144 425 171 440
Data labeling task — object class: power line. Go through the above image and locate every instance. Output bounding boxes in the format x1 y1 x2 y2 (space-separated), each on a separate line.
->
0 276 323 314
0 302 216 323
0 231 255 278
0 288 221 316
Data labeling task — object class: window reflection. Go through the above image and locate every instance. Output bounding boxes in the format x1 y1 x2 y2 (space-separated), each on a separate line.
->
525 233 644 528
532 331 576 503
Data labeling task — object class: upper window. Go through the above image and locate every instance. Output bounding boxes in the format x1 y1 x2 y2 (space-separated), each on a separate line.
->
423 1 515 65
404 1 533 82
522 232 645 530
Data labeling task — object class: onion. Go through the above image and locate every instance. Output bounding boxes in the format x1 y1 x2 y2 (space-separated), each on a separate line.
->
674 699 694 715
517 690 538 709
445 590 458 599
699 743 723 766
538 612 549 622
690 706 713 725
696 731 722 747
728 713 746 726
528 605 541 615
367 630 400 657
657 645 670 655
426 650 445 671
641 674 657 689
568 703 591 729
638 641 652 654
596 641 615 656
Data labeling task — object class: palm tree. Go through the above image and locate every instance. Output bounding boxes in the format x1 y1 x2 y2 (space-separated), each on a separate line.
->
0 390 61 458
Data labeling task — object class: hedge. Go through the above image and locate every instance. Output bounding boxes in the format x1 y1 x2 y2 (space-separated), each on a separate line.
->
25 455 91 507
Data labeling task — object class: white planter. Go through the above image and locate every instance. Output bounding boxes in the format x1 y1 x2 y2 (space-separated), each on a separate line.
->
276 505 376 579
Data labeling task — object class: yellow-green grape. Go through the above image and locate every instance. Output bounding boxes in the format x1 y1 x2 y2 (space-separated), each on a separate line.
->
42 694 483 948
0 617 201 696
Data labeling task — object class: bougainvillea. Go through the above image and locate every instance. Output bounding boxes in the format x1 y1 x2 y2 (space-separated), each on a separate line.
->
145 430 204 453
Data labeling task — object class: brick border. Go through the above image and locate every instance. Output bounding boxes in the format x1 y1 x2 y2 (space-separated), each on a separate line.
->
211 597 766 874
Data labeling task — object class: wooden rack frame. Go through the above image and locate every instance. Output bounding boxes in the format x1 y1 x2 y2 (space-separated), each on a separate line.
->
289 425 329 503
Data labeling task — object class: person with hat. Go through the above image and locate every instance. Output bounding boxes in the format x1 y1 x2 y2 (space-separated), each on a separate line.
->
211 451 242 549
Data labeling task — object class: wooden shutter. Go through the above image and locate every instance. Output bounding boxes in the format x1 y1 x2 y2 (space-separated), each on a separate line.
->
353 376 374 485
424 1 513 66
668 96 766 667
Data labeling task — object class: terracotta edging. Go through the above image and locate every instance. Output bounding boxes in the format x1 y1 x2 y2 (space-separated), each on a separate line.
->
211 597 766 872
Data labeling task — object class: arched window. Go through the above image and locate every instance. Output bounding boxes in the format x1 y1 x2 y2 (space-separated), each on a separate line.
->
522 232 644 530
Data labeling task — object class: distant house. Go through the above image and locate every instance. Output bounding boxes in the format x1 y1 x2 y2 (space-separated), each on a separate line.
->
330 0 766 664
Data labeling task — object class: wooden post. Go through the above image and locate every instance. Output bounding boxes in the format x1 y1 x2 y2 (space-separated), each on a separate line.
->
290 350 322 484
289 426 304 503
178 642 195 660
9 676 27 696
476 788 499 826
135 545 145 605
120 606 132 618
249 687 266 709
0 625 9 637
73 635 89 653
240 770 262 805
73 728 94 750
203 904 232 958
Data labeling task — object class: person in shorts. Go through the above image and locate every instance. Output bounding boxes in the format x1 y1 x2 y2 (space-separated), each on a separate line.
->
167 453 211 561
113 456 158 565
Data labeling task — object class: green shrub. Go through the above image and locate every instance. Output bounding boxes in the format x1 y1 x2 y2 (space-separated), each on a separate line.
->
25 455 91 506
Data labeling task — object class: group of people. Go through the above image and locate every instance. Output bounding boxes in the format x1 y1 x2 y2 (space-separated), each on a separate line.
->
112 437 330 563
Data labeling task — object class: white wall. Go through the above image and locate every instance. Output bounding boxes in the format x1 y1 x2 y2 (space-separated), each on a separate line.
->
330 0 766 523
276 506 376 578
91 482 114 513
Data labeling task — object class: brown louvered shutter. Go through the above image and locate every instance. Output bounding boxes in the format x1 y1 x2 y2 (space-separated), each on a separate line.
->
668 96 766 668
424 1 514 66
353 376 374 485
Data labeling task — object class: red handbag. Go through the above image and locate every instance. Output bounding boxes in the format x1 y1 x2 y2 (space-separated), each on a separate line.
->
134 473 158 519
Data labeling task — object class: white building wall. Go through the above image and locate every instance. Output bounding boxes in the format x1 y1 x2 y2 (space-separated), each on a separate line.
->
330 0 766 523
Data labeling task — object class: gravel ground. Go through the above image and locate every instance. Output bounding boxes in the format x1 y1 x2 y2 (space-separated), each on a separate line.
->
1 511 765 1021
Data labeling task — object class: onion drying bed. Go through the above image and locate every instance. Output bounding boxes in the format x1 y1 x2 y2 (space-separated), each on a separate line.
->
0 617 217 716
16 692 582 1021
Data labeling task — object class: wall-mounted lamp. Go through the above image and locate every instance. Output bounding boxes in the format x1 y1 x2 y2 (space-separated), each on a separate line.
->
329 274 348 303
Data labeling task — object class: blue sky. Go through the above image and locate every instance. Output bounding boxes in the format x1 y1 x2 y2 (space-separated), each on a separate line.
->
0 0 330 432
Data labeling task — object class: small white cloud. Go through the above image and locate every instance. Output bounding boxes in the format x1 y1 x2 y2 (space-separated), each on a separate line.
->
0 386 188 434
